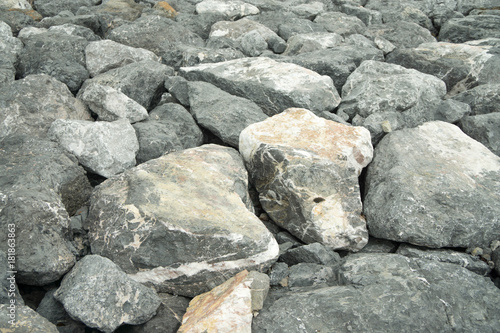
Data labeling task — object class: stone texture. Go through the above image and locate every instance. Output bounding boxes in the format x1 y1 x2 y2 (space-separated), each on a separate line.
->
363 20 436 49
240 108 372 251
340 3 383 26
0 21 22 88
195 0 259 20
38 14 101 35
439 15 500 43
358 237 398 254
0 304 59 333
288 263 336 288
279 242 341 266
364 121 500 249
54 255 161 333
187 81 268 147
162 43 245 69
0 251 23 305
178 270 269 333
180 57 340 116
33 0 99 17
282 32 344 56
36 289 87 333
459 113 500 157
493 246 500 275
451 83 500 115
277 17 327 41
0 8 37 35
48 119 139 178
87 145 279 297
48 23 100 41
314 11 366 36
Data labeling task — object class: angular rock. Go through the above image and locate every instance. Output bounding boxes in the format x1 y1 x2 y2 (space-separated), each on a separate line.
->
0 0 32 10
178 270 269 333
187 81 268 147
459 113 500 157
364 121 500 249
358 237 398 254
48 23 100 41
289 2 325 20
0 251 23 305
87 145 279 297
280 243 341 266
439 15 500 43
269 262 289 286
277 17 327 41
282 32 344 56
152 1 178 18
162 43 245 69
451 83 500 115
340 3 383 26
85 39 161 77
37 14 101 35
165 76 190 106
79 60 174 110
48 119 139 178
54 255 161 333
313 11 366 36
0 74 91 141
0 8 37 35
79 83 149 123
0 304 59 333
240 108 372 251
174 12 227 41
363 21 436 49
33 0 99 17
429 99 471 123
180 57 340 116
0 21 22 88
36 289 86 333
493 245 500 275
288 263 336 288
195 0 259 20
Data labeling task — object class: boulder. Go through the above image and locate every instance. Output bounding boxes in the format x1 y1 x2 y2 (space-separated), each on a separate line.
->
289 2 325 20
439 15 500 43
0 251 23 305
92 0 144 21
277 17 327 41
240 108 372 251
0 304 59 333
174 12 227 40
0 74 91 141
282 32 344 56
195 0 259 20
87 145 279 297
340 3 383 26
279 243 341 266
358 237 398 254
493 245 500 275
36 289 86 333
451 83 500 115
54 255 161 333
459 113 500 157
313 11 366 36
162 44 245 69
364 121 500 249
0 21 23 88
187 81 268 147
33 0 99 17
363 21 436 49
0 0 32 10
178 270 269 333
288 263 336 288
269 262 289 286
180 57 340 116
47 23 100 41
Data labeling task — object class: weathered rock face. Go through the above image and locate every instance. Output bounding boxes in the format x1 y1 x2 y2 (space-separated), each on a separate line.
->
195 0 259 20
451 83 500 115
253 253 500 332
282 32 344 56
364 121 500 249
47 23 100 41
33 0 99 17
0 304 59 333
0 74 91 140
313 11 366 36
240 108 372 251
178 270 269 333
0 21 22 88
459 113 500 157
54 255 161 333
439 15 500 43
87 145 279 297
363 21 436 49
180 57 340 116
36 289 87 333
48 119 139 178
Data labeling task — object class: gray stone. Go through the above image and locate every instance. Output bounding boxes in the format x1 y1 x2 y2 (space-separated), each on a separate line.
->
363 21 436 49
269 262 289 286
314 11 366 36
493 245 500 275
0 304 59 333
396 243 491 276
282 32 344 56
0 8 36 35
85 39 161 77
48 23 100 41
87 145 279 297
253 253 500 332
288 263 336 288
358 236 398 253
352 111 404 145
277 17 327 41
165 76 190 106
195 0 259 20
17 30 89 93
180 57 340 116
280 243 341 266
79 60 174 110
0 21 22 88
364 121 500 249
439 15 500 43
0 251 23 305
0 74 91 140
174 12 226 40
0 0 32 10
187 81 268 148
36 289 86 333
79 83 149 123
161 43 245 69
240 108 372 251
33 0 99 17
459 113 500 157
247 10 301 34
451 84 500 115
54 255 161 333
373 36 396 55
430 99 471 123
289 2 325 20
239 29 268 56
340 3 383 26
38 14 101 36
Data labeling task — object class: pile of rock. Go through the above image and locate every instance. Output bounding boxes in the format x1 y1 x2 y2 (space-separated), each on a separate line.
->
0 0 499 332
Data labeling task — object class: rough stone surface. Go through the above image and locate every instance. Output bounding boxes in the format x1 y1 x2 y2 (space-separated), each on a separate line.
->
54 255 161 333
48 119 139 178
459 113 500 157
358 237 398 254
36 289 87 333
279 243 341 266
364 121 500 249
0 251 23 305
240 108 372 251
87 145 279 297
282 32 344 56
195 0 259 20
0 21 22 87
451 83 500 115
493 246 500 275
0 304 59 333
180 57 340 116
33 0 99 17
314 11 366 36
47 23 100 41
439 15 500 43
363 20 436 49
288 263 336 288
277 17 327 41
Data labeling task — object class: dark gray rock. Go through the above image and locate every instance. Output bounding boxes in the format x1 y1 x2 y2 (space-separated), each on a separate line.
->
364 121 500 249
288 263 337 288
0 21 22 88
363 21 436 49
0 251 23 305
187 81 268 147
282 32 344 56
439 15 500 43
54 255 161 333
396 243 491 276
0 9 37 35
314 11 366 36
277 17 327 41
165 76 190 106
492 245 500 275
340 3 383 26
451 84 500 115
352 111 405 145
33 0 100 17
174 12 226 40
247 10 300 34
17 30 89 93
79 60 174 110
0 304 59 332
48 23 100 41
358 236 398 253
269 262 289 286
161 44 245 69
430 99 471 123
280 243 341 266
36 289 86 333
253 253 500 332
459 113 500 157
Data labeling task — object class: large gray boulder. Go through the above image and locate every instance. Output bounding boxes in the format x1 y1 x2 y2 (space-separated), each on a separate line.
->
0 304 59 333
439 15 500 43
364 121 500 249
0 21 22 88
459 113 500 157
87 145 279 297
54 255 161 333
253 253 500 332
0 74 91 140
277 17 327 41
180 57 340 116
451 83 500 115
240 108 372 252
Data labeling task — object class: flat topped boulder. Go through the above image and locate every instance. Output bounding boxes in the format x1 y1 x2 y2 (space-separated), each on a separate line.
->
240 108 372 251
87 144 279 297
179 57 340 116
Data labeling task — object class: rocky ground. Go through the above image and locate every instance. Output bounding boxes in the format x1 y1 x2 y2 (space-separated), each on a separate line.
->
1 0 500 332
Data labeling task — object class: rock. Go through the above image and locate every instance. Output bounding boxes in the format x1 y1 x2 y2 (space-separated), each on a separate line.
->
152 1 178 18
0 251 23 305
396 243 491 276
340 3 383 26
180 57 340 116
373 36 396 55
92 0 144 21
17 30 89 93
36 289 86 333
38 14 101 36
493 246 500 275
87 145 279 297
459 113 500 156
282 32 344 56
358 237 398 254
79 83 149 123
253 253 500 332
79 60 174 110
279 243 341 266
439 15 500 43
85 39 161 77
178 270 269 333
33 0 99 17
0 9 37 35
363 21 436 49
277 17 327 41
0 21 22 88
195 0 259 20
386 42 500 92
451 84 500 115
430 99 471 123
162 43 245 69
54 255 161 333
174 12 227 40
288 263 336 288
0 304 59 333
48 119 139 178
0 0 32 10
364 121 500 249
48 23 100 41
165 76 190 106
187 81 268 147
269 262 289 286
240 108 372 251
0 74 91 141
290 2 326 20
313 11 366 36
